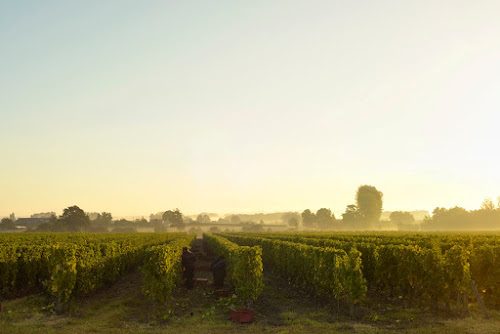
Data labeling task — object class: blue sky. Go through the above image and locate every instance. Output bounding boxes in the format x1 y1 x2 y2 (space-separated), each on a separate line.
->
1 1 500 218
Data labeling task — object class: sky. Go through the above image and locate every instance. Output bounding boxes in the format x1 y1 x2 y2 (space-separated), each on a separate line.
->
1 1 500 219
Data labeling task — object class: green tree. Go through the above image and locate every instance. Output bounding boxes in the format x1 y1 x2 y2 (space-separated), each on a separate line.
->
430 206 470 230
288 216 299 228
356 185 383 229
389 211 415 225
242 221 264 232
301 209 315 228
342 204 361 223
316 208 335 229
60 205 91 232
196 214 211 224
230 215 241 224
36 214 59 232
0 217 16 230
282 212 301 229
95 212 113 224
162 209 184 229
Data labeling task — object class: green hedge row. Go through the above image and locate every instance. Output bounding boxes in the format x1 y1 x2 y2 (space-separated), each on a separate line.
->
0 233 184 311
141 234 196 307
219 234 366 304
203 233 264 304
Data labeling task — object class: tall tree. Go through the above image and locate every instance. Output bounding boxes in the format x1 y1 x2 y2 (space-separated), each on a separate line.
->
282 212 301 229
481 198 495 211
196 214 211 224
288 216 299 228
301 209 315 228
429 206 470 230
60 205 91 232
342 204 361 223
389 211 415 225
356 185 383 229
95 212 113 225
0 217 16 230
162 209 184 229
316 208 335 229
230 215 241 224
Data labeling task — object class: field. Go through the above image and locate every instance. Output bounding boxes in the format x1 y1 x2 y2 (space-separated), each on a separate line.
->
1 232 500 333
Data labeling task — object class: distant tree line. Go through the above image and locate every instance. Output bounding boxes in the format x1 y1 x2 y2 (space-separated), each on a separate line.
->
36 206 91 232
30 206 147 233
422 198 500 230
0 217 16 230
299 185 384 230
4 188 500 232
301 208 337 229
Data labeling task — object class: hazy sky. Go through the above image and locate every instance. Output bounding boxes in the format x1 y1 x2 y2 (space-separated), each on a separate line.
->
2 1 500 218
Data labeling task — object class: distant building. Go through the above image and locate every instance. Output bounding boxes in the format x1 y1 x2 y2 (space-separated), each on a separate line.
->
15 218 50 228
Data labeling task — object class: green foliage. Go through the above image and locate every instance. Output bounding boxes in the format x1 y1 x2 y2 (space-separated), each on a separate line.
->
389 211 415 225
230 215 241 224
35 206 92 232
442 245 470 298
162 209 184 229
196 214 211 224
342 204 363 226
60 206 91 232
44 245 78 311
356 185 383 229
300 209 336 229
315 208 336 229
4 230 500 314
301 209 315 228
0 217 16 230
0 233 184 310
470 245 500 306
203 234 264 304
282 212 300 229
94 212 113 225
219 234 366 303
222 231 500 310
426 205 500 230
241 221 265 232
141 235 195 307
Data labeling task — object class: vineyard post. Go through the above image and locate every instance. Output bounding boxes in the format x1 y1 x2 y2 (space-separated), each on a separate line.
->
456 291 469 317
462 292 469 317
469 279 489 319
348 294 355 318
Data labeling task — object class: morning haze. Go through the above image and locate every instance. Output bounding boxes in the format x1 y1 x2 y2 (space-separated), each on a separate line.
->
1 1 499 219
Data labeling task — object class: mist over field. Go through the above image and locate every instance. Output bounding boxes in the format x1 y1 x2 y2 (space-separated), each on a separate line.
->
3 186 500 233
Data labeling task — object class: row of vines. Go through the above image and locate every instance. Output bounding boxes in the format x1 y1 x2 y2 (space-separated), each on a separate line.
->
221 232 500 310
0 233 186 311
217 234 366 307
141 234 195 307
203 233 264 304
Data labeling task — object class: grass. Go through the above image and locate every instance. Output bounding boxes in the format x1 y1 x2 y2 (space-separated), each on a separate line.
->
2 270 500 334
